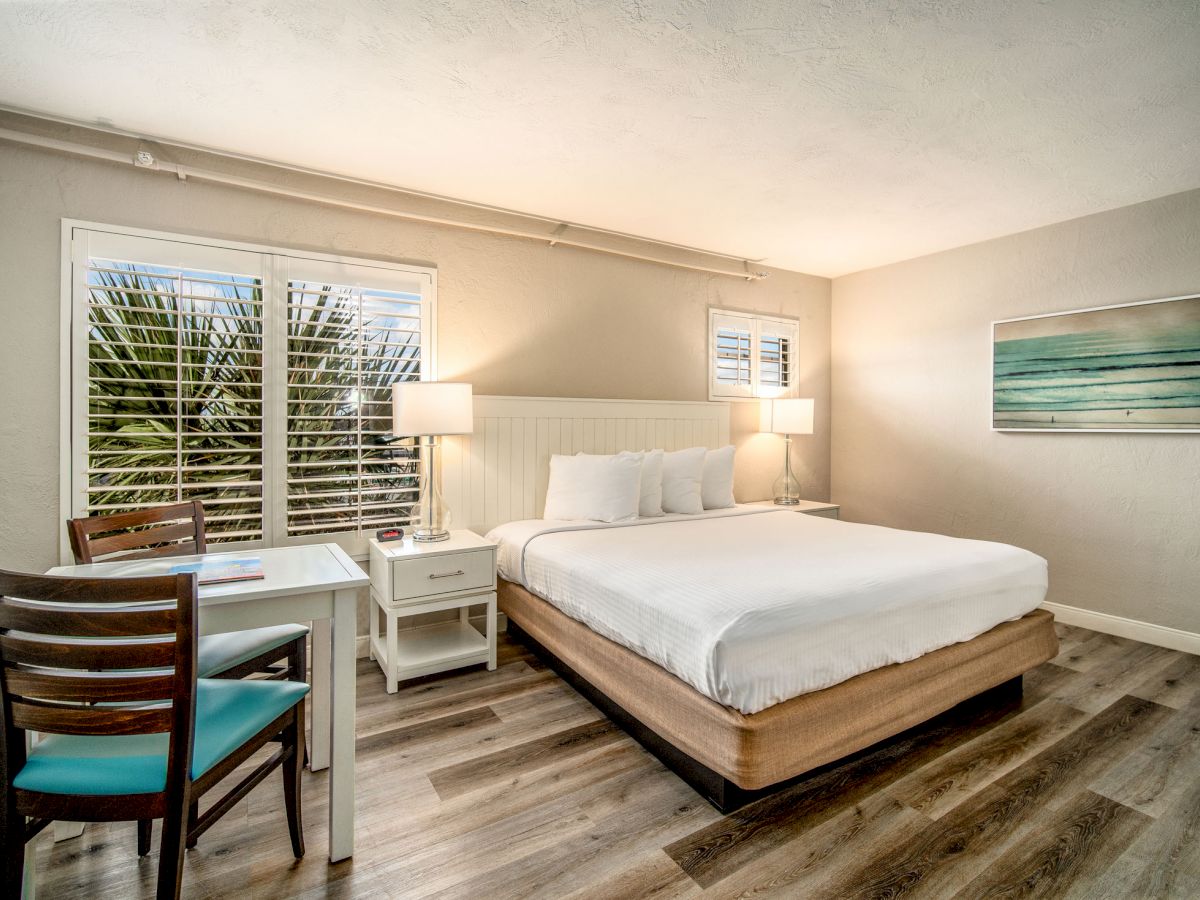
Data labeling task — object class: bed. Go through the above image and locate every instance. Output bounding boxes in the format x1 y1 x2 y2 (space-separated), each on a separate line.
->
488 507 1057 809
444 397 1058 810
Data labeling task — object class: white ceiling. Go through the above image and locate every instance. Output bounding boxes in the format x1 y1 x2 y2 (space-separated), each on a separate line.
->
2 1 1198 277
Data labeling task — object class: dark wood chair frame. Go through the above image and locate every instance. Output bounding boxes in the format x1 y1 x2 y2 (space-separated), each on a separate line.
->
66 501 309 854
66 501 212 566
0 569 306 900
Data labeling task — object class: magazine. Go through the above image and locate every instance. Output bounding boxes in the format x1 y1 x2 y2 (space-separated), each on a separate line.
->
169 557 265 585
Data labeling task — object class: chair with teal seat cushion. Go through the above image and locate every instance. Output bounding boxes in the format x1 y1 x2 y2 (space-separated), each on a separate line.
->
15 678 309 796
0 569 308 900
197 623 310 679
66 504 311 854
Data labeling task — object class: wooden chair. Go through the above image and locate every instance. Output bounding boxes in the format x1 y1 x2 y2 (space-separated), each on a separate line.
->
66 501 310 682
65 502 310 854
66 501 211 565
0 569 307 900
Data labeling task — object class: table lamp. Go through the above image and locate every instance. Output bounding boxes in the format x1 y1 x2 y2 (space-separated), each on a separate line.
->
761 398 814 505
392 382 473 542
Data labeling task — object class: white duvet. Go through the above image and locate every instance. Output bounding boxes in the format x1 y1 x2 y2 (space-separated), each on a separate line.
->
488 507 1047 714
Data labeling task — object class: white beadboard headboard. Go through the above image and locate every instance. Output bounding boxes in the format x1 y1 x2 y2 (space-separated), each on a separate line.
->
442 396 730 535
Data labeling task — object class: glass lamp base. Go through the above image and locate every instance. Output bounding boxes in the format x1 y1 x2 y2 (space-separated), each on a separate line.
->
773 434 802 507
411 527 451 543
411 436 453 543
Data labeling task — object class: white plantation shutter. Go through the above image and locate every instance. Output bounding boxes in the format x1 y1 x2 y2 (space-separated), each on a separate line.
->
283 258 432 540
758 318 795 395
76 233 267 545
710 312 755 398
708 308 798 400
68 226 435 556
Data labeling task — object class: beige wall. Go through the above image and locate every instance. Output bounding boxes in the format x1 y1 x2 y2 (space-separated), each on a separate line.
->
15 125 1193 642
832 189 1200 634
0 140 831 577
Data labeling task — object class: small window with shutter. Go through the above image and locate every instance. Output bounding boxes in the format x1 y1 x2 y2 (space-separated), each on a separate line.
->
708 309 798 400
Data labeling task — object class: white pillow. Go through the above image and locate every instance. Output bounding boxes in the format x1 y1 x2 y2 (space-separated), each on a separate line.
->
637 450 665 517
702 445 736 509
575 450 665 517
660 447 706 515
544 453 641 522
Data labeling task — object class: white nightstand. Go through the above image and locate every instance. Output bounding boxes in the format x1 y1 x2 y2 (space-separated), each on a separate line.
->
368 530 498 693
745 499 841 519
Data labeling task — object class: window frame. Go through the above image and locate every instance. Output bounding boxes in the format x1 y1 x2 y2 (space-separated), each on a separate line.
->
60 220 437 563
707 307 799 401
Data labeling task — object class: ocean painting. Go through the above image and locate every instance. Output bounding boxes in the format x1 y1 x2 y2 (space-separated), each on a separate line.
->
993 295 1200 432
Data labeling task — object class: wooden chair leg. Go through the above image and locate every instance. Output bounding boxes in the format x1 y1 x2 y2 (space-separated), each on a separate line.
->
288 635 307 687
2 817 25 900
137 818 153 856
156 798 189 900
288 636 310 770
185 802 199 849
282 707 305 859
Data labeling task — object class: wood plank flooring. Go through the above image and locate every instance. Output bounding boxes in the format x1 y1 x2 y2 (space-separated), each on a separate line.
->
30 622 1200 898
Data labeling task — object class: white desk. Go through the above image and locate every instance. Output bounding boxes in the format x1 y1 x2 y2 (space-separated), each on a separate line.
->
45 543 366 864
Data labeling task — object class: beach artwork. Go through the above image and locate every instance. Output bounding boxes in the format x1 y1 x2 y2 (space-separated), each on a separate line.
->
993 294 1200 432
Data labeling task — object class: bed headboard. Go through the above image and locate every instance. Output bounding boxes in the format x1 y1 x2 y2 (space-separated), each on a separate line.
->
442 396 730 535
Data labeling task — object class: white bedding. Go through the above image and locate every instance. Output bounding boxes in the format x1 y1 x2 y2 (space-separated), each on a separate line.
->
488 507 1048 714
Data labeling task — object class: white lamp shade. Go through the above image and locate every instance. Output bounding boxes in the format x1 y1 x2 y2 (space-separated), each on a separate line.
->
761 398 814 435
392 382 474 437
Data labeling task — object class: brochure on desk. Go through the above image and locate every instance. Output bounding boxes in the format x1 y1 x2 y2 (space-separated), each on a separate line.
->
169 557 265 585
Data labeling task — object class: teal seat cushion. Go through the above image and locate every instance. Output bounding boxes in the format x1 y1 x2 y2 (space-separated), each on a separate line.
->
13 678 310 796
198 624 310 678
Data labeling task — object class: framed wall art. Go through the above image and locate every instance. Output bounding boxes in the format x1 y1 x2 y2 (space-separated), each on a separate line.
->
993 294 1200 432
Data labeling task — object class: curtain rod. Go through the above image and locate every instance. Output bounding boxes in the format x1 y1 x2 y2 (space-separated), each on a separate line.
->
0 127 771 282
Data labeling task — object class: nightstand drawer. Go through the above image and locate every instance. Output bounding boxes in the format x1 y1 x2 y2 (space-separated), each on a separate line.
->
391 549 494 601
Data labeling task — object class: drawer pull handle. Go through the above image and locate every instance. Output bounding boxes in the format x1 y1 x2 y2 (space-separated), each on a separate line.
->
429 570 465 579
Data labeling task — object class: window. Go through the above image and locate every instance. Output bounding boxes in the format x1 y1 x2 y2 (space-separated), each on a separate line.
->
284 260 425 538
82 253 266 543
66 225 435 556
708 309 798 400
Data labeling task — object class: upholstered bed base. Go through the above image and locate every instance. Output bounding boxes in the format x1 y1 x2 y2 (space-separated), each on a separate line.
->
499 579 1059 810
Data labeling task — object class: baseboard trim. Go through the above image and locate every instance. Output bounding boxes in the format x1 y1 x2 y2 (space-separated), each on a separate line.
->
1042 601 1200 655
354 612 508 659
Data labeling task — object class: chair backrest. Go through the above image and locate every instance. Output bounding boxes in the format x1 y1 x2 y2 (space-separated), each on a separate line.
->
66 501 208 565
0 570 198 795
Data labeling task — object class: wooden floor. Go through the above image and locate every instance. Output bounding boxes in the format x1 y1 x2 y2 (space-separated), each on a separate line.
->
32 621 1200 898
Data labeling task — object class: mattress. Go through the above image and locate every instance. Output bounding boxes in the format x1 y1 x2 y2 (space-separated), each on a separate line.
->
487 507 1048 714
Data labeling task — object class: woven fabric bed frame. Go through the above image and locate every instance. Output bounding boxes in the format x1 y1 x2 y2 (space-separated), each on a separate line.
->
499 579 1059 811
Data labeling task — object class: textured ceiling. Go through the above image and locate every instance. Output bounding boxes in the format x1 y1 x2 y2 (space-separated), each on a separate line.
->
2 1 1198 276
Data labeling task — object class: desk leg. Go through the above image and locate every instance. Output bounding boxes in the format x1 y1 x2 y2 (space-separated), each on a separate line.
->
329 587 357 863
309 618 331 771
22 842 34 900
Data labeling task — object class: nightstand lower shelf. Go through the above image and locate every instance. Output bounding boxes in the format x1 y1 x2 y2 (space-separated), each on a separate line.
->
368 618 490 683
368 587 498 692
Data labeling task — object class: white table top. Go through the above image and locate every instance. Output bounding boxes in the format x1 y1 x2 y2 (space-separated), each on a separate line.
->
743 498 840 512
369 529 497 560
46 543 368 606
